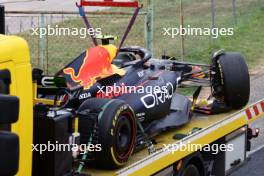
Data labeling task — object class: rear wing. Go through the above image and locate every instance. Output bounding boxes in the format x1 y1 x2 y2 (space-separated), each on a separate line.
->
76 0 142 50
80 0 139 7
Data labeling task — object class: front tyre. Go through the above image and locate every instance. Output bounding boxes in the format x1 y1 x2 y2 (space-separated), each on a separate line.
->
212 52 250 109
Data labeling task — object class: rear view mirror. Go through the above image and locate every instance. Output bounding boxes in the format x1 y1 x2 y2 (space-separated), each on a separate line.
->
0 131 19 176
0 94 19 124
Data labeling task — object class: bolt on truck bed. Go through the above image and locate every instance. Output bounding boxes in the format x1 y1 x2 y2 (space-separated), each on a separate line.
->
83 99 264 176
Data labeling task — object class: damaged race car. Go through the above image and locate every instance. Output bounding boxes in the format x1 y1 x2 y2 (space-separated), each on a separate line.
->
32 0 250 171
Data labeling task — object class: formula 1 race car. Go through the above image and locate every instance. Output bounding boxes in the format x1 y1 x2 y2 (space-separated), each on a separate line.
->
32 0 250 171
33 41 250 169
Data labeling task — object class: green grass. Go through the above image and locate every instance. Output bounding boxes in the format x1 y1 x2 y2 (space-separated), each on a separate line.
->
151 0 264 68
206 5 264 69
19 13 146 74
17 0 264 73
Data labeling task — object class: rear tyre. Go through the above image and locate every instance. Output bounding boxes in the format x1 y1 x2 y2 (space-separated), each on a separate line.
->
78 98 136 169
213 52 250 109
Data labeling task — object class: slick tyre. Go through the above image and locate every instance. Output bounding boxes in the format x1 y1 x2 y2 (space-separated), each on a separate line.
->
215 52 250 109
78 98 136 169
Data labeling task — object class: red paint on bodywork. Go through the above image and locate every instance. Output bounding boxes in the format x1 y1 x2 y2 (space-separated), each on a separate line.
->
63 46 114 89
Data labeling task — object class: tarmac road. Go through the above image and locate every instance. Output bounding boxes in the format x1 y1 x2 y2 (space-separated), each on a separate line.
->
1 0 106 34
1 0 104 12
231 148 264 176
248 72 264 150
231 72 264 176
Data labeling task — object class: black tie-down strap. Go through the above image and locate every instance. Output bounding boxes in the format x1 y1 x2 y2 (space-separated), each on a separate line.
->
76 3 98 46
118 5 142 50
76 1 142 50
73 109 100 176
73 108 155 175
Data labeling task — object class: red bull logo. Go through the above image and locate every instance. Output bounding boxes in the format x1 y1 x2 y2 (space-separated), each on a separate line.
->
63 45 117 89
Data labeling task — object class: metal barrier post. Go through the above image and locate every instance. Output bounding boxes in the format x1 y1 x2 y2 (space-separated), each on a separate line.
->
232 0 237 24
180 0 185 61
39 13 46 69
146 0 154 55
211 0 216 44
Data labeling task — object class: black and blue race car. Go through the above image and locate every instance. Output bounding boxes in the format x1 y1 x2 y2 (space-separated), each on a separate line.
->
32 0 250 170
33 37 250 169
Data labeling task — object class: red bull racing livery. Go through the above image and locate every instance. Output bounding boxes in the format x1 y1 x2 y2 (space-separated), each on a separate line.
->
33 41 250 169
31 0 250 172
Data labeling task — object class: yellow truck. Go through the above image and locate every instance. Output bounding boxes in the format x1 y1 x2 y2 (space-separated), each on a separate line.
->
0 34 263 176
0 35 33 176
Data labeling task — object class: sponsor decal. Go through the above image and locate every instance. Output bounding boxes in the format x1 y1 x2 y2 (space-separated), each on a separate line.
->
140 82 174 109
79 92 92 100
63 46 115 89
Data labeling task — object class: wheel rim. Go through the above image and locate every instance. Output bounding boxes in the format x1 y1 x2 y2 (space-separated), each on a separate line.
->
114 112 136 161
212 61 225 100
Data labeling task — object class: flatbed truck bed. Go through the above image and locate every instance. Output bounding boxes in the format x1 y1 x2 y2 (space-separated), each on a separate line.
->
84 99 264 176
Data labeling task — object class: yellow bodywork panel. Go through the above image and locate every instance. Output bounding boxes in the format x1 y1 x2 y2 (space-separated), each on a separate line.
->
32 83 56 106
101 44 126 76
0 35 33 176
